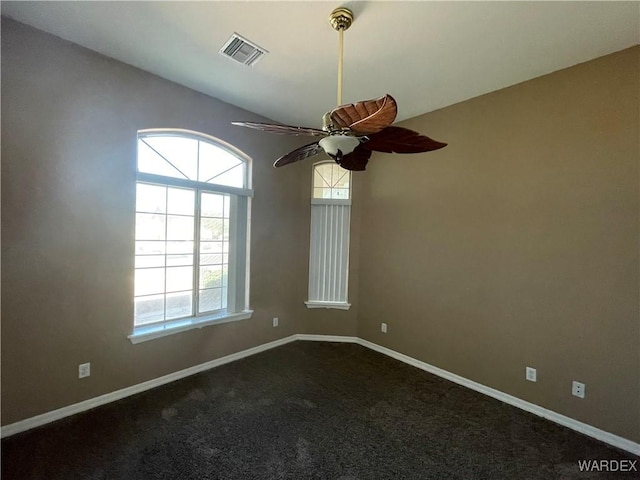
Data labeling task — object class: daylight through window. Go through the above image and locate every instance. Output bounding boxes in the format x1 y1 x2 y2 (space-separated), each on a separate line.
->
133 130 252 340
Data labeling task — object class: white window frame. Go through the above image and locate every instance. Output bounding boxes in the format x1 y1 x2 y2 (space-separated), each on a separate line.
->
305 161 352 310
130 129 253 343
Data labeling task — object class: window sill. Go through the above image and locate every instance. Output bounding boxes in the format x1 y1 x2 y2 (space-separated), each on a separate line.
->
128 310 254 344
305 301 351 310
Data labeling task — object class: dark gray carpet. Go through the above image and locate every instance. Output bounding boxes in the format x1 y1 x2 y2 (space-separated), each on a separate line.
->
2 341 637 479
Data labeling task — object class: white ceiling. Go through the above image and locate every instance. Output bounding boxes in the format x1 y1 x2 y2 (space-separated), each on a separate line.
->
2 1 639 127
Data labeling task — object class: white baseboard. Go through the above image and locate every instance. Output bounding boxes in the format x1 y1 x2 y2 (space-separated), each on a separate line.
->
2 333 638 456
295 334 359 343
0 335 298 438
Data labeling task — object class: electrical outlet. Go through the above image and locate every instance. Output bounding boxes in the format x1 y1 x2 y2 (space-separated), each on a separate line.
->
381 323 387 333
272 317 279 327
78 363 91 379
526 367 537 382
572 381 585 398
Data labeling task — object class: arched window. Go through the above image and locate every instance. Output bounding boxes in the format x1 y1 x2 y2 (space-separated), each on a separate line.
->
306 161 351 309
131 129 252 342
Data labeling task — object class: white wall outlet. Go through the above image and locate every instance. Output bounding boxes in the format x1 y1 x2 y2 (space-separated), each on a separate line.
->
78 362 91 379
526 367 537 382
572 381 585 398
272 317 279 327
381 323 387 333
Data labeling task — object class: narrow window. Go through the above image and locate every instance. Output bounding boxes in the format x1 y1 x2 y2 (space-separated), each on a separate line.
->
305 161 351 309
132 129 252 341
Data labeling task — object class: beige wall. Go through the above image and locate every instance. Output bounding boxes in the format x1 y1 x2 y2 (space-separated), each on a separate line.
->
357 47 639 442
0 19 316 425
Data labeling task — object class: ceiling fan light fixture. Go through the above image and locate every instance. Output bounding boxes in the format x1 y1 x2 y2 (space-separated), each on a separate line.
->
319 135 360 157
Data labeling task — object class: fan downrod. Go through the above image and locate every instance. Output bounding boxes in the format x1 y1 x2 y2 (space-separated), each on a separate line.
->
329 7 353 31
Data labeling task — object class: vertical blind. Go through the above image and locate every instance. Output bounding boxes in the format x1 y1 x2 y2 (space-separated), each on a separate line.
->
308 202 351 304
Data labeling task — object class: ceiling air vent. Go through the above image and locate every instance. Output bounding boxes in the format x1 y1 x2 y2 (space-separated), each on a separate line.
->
219 33 268 67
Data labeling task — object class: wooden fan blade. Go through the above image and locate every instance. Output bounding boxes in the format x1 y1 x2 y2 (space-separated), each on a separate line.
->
232 121 327 137
337 145 372 171
329 94 398 135
361 126 447 153
274 142 324 168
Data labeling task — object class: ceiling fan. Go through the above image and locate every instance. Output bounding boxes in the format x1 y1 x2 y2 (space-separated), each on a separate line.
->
232 7 447 171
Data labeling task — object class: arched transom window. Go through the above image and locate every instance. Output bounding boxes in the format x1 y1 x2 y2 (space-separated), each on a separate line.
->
313 162 351 200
